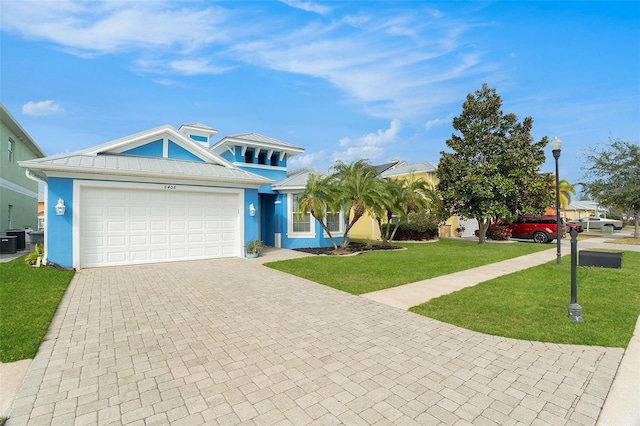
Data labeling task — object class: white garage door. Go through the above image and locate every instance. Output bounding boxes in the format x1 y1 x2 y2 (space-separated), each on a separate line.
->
79 186 240 268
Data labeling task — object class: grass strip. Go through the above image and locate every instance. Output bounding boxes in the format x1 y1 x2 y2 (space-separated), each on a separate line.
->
410 251 640 348
0 257 74 362
266 238 551 295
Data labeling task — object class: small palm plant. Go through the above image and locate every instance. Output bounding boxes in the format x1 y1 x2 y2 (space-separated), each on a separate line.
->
245 239 265 258
25 243 44 266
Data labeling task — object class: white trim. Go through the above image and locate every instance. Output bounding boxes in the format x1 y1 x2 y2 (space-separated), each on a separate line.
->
33 170 268 189
0 177 38 198
286 193 315 238
72 180 244 269
233 162 287 172
322 211 345 237
162 139 169 157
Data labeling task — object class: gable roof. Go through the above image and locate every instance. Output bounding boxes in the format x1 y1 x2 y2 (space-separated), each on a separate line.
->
272 167 324 191
1 103 46 158
18 124 272 187
374 160 404 174
210 132 304 158
19 154 272 187
380 161 437 178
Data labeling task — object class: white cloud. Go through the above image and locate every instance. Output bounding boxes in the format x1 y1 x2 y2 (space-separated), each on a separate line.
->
3 2 494 121
0 2 230 55
425 113 454 131
22 100 64 116
288 150 328 169
333 119 402 162
168 59 231 76
280 0 331 15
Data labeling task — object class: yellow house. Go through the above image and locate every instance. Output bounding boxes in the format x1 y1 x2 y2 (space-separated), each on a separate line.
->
349 161 460 240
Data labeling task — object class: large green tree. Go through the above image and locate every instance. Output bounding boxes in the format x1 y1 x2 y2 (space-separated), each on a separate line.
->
582 138 640 238
437 84 552 243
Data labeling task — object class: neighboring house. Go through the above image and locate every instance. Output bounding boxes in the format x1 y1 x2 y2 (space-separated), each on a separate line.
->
18 123 340 269
1 103 46 232
562 200 609 220
347 161 461 240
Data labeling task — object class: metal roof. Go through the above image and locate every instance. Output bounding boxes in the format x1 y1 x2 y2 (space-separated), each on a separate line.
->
565 200 608 211
210 132 304 157
19 154 272 187
272 167 325 190
380 161 437 178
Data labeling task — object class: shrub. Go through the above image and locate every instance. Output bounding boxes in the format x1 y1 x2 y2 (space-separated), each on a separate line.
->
381 209 439 241
475 224 512 240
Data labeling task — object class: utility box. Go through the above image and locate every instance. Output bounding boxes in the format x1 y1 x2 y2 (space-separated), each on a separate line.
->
6 229 26 251
579 250 623 269
1 236 18 254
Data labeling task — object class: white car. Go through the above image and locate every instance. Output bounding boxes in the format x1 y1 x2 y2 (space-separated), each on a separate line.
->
567 217 623 231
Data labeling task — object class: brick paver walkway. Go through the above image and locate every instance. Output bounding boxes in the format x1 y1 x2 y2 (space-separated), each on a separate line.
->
8 257 623 425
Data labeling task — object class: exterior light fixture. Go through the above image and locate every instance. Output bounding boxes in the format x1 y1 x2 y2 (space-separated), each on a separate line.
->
55 198 66 216
551 136 562 264
249 203 256 217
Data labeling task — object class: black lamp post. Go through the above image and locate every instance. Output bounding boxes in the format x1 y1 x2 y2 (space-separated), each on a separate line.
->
568 227 583 322
551 136 562 264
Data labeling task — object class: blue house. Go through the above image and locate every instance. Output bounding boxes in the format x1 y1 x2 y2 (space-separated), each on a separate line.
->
18 123 341 269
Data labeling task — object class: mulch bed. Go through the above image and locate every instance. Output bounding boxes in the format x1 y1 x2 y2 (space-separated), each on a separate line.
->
293 242 404 255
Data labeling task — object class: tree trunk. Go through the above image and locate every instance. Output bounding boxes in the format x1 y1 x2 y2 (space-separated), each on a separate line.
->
476 217 490 244
634 211 639 239
341 212 363 249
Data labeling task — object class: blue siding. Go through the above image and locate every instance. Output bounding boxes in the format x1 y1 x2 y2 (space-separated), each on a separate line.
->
168 140 203 162
122 139 163 157
238 165 286 182
219 150 234 163
47 177 74 268
244 189 260 254
189 135 208 143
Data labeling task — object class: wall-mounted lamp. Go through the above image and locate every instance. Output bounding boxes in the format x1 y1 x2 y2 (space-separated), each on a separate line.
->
249 203 256 217
55 198 66 216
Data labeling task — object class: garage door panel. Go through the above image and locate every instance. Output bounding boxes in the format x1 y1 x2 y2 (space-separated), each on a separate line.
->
130 221 148 231
130 207 148 216
107 222 127 232
80 187 240 268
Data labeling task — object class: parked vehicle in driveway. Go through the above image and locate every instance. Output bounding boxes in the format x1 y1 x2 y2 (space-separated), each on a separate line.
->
508 215 566 243
567 217 623 231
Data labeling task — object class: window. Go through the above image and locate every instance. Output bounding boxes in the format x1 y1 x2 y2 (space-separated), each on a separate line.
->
8 138 15 163
258 151 266 165
291 194 311 233
244 149 254 164
326 212 341 233
270 153 279 166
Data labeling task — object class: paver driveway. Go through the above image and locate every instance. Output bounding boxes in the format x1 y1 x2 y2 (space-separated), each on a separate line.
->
9 255 622 425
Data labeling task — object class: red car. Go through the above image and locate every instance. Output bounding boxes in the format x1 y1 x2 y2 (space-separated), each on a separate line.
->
508 215 567 243
565 222 584 233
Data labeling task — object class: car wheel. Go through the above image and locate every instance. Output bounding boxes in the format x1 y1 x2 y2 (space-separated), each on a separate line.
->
533 231 549 243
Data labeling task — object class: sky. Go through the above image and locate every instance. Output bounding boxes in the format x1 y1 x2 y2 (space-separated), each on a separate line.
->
1 1 638 195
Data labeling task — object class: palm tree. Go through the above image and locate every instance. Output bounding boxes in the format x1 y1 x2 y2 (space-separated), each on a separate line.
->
330 160 386 249
558 179 577 209
375 176 440 245
296 173 339 250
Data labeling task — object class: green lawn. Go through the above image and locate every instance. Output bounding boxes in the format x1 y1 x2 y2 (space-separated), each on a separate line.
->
410 251 640 348
266 239 551 295
0 257 74 363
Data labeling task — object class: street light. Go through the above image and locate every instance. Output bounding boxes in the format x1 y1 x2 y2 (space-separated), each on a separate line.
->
551 136 562 264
